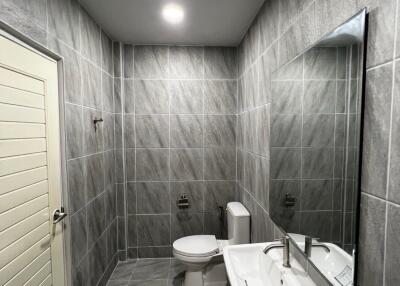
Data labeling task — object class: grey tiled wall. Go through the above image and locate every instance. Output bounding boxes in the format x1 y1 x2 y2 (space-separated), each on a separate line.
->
0 0 118 285
114 45 239 259
238 0 400 285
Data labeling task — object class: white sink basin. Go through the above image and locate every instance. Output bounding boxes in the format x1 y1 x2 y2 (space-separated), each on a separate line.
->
297 242 353 286
223 243 316 286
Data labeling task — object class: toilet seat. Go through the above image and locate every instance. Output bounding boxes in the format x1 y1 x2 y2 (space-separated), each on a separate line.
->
173 235 219 258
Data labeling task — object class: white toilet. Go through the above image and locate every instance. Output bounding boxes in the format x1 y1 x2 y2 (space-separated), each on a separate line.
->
173 202 250 286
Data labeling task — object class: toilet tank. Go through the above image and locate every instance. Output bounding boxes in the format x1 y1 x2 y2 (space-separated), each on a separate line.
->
227 202 250 245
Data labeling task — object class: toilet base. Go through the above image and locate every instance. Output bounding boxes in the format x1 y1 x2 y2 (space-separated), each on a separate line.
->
184 270 203 286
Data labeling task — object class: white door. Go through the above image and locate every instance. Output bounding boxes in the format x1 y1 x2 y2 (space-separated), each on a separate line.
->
0 34 65 285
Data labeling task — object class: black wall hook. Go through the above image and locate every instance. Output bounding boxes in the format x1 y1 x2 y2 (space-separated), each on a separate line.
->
93 118 103 132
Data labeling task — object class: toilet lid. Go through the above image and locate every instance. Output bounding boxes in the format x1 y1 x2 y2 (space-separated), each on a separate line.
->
173 235 219 257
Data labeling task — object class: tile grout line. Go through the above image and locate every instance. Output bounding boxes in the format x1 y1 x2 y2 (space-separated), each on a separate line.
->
383 0 399 283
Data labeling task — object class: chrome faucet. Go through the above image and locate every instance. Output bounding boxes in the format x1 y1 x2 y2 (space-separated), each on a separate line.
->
263 236 291 268
304 236 331 257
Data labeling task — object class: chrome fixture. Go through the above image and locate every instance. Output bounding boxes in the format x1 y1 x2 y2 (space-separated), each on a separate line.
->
53 207 67 224
263 236 291 268
304 236 331 257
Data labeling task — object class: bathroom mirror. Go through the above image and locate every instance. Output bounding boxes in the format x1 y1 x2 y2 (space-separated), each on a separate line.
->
269 9 366 284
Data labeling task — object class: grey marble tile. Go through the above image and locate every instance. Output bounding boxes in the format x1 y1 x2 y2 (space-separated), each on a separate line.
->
254 204 274 243
169 80 203 114
302 148 334 179
83 108 103 154
273 55 303 80
243 18 260 68
124 114 135 149
301 180 333 211
204 80 237 114
0 0 47 44
87 194 106 246
172 212 204 241
300 211 332 241
127 182 137 215
270 148 301 179
204 181 236 212
137 215 171 247
71 208 87 266
305 47 337 79
384 203 400 285
135 115 169 148
72 254 89 286
131 259 170 280
389 63 400 204
170 148 203 181
129 280 168 286
358 194 386 286
204 115 236 147
114 114 123 149
136 182 170 214
270 179 301 214
204 148 236 180
82 59 102 109
244 152 257 196
102 31 113 75
362 65 392 199
128 248 138 260
68 158 86 214
138 247 172 259
278 3 316 66
103 72 114 112
304 80 336 114
170 115 203 148
271 114 302 147
115 151 124 183
117 183 125 216
136 149 169 181
302 114 335 147
66 103 84 159
169 46 204 79
124 44 134 78
135 80 169 114
279 0 312 33
259 0 279 53
134 46 169 79
105 185 116 226
80 8 101 66
89 236 107 286
258 44 278 106
47 0 80 49
85 153 105 200
255 156 269 211
114 78 122 113
271 81 302 114
170 181 204 213
108 280 128 286
365 0 396 67
255 105 270 156
114 42 121 78
48 36 82 105
103 113 114 151
118 217 126 250
243 65 258 110
128 215 137 247
204 211 226 239
126 149 135 182
124 79 135 113
109 261 137 281
204 47 237 79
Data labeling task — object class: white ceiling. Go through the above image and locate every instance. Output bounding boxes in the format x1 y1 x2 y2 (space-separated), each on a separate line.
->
78 0 265 46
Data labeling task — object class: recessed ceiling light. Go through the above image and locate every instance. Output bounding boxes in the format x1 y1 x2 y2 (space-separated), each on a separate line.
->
162 3 184 24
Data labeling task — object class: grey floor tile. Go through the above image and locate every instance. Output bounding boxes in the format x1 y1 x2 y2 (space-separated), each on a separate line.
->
131 259 171 280
129 280 168 286
109 261 137 281
108 281 129 286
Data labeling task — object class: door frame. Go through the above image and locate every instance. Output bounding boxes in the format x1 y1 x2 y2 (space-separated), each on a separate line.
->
0 23 70 286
